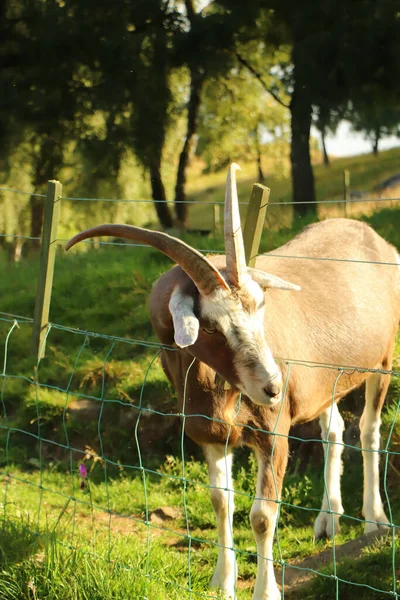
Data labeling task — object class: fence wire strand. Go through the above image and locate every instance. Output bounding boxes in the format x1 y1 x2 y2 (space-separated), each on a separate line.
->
0 186 46 198
0 183 399 598
0 314 398 598
61 194 400 206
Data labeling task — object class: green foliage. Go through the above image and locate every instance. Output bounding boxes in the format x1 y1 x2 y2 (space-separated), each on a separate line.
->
1 0 400 230
198 70 289 173
349 93 400 154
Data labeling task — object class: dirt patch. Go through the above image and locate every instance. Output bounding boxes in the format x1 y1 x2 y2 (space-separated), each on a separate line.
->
76 510 141 535
76 507 187 540
149 506 181 524
277 530 389 596
169 538 203 552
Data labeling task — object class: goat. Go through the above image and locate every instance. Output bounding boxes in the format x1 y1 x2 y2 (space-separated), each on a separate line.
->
66 164 400 600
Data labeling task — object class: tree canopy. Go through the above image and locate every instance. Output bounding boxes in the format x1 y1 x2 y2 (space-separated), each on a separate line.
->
0 0 399 234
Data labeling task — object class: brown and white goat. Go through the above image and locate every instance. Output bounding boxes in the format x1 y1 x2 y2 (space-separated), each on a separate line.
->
67 164 400 600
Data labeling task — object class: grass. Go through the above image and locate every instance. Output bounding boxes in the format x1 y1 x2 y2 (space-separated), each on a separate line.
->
1 449 399 599
0 148 400 597
301 537 400 599
186 147 400 230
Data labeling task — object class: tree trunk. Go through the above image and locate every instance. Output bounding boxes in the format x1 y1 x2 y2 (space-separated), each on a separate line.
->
257 151 265 183
150 161 174 229
30 195 45 250
321 129 330 166
29 136 63 250
174 70 203 227
290 52 316 217
13 239 23 263
255 125 265 182
372 128 380 156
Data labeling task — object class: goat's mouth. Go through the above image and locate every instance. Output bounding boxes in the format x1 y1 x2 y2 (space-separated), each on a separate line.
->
238 382 283 407
239 369 283 407
251 390 282 407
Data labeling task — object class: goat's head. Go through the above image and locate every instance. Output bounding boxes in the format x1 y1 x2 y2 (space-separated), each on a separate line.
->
66 164 300 406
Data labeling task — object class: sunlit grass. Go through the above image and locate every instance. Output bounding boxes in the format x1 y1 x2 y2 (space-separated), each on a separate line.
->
0 149 399 597
187 147 400 230
2 446 399 599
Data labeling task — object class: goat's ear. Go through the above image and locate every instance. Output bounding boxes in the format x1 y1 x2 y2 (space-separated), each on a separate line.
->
248 267 301 291
168 287 199 348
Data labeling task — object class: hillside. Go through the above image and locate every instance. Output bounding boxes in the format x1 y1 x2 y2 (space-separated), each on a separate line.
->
185 147 400 229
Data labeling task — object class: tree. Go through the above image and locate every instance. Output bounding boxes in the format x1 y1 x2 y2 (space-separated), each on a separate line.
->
52 0 182 229
349 93 400 157
172 1 205 227
197 69 289 175
214 0 400 216
172 0 240 227
313 106 343 167
0 0 83 246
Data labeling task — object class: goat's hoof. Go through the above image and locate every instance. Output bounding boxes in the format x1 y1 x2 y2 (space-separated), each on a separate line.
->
364 510 391 535
314 512 342 539
210 586 235 599
209 578 235 599
252 588 281 600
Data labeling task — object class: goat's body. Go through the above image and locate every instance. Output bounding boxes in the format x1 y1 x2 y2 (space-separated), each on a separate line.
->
150 218 400 599
151 219 400 439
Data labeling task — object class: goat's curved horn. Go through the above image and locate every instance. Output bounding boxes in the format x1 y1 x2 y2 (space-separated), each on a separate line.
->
224 163 248 287
66 224 229 295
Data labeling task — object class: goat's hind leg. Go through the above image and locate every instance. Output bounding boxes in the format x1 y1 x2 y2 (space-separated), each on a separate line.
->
204 444 236 598
361 371 391 533
314 403 345 539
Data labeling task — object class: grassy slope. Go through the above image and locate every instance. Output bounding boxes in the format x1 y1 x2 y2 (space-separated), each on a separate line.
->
186 147 400 229
0 149 400 598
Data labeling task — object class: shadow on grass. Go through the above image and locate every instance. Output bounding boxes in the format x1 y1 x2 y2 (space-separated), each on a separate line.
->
0 518 40 567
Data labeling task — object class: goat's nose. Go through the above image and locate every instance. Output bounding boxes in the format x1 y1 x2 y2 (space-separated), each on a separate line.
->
263 382 281 398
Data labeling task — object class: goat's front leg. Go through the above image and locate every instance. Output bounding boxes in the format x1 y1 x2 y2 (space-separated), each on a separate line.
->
204 444 236 598
314 403 345 538
361 372 390 533
251 434 288 600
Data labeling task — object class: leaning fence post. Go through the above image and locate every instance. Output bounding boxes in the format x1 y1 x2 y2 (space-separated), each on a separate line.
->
32 180 62 360
343 169 350 217
243 183 270 267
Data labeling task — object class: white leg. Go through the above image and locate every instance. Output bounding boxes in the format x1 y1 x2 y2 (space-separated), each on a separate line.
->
314 403 345 538
204 445 236 598
360 373 390 533
250 448 286 600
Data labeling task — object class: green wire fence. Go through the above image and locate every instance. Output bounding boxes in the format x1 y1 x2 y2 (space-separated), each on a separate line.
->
0 182 399 598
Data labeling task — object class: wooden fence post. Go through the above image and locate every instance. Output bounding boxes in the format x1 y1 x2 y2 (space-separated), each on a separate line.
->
32 180 62 360
243 183 270 267
343 169 350 217
213 203 221 235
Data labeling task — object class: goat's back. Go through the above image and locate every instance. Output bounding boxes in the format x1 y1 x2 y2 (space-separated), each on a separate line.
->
253 219 400 420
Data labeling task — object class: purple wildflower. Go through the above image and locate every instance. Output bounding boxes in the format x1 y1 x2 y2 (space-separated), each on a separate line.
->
79 463 88 489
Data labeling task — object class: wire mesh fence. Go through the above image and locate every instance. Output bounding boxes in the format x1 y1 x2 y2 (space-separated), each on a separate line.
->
0 182 399 598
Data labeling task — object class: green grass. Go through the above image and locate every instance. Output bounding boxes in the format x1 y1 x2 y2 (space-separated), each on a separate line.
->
0 148 400 598
1 449 399 599
186 147 400 229
301 537 400 599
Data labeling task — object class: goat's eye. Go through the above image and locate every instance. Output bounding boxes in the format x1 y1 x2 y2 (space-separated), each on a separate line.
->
202 327 216 335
